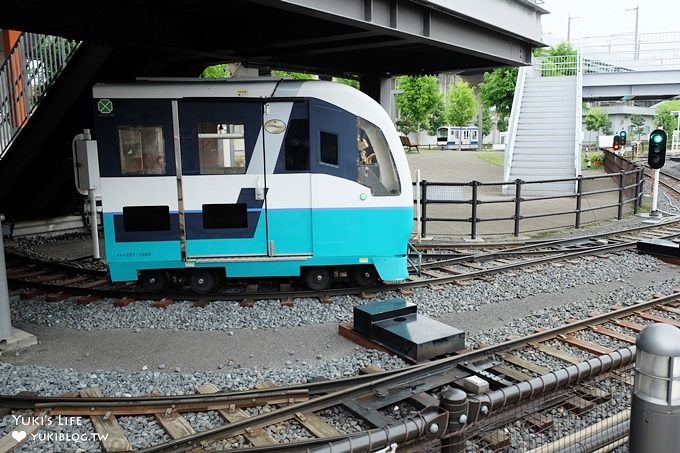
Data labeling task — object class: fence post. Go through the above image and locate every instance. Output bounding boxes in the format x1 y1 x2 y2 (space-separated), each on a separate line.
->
513 179 522 237
421 180 428 238
575 175 583 229
634 167 642 213
471 180 479 240
617 171 625 220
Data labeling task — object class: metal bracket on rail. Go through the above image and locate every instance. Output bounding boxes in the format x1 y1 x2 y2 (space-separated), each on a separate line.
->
407 242 422 276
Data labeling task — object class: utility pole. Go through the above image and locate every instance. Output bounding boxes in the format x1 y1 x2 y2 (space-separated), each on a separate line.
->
567 15 579 42
626 5 640 60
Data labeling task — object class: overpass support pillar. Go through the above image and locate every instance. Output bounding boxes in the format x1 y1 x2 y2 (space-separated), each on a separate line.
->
360 75 396 121
0 214 37 350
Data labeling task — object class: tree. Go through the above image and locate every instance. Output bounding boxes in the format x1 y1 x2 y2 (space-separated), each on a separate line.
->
477 106 492 138
395 75 443 135
584 107 611 135
534 42 577 76
444 80 477 151
654 100 680 133
272 70 316 80
478 67 517 134
201 64 230 78
630 114 646 141
335 77 360 89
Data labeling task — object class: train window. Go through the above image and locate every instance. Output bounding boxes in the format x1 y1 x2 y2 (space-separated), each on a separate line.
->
122 205 170 232
118 126 165 175
285 119 310 171
356 118 401 196
198 122 246 174
320 131 338 166
202 203 248 229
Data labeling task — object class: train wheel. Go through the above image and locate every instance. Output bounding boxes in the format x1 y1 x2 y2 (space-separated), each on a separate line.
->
140 270 168 293
190 269 217 294
353 265 379 287
304 267 332 291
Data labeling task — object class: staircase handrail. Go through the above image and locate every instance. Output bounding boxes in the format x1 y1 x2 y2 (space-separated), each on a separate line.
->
574 47 583 186
503 63 529 183
0 32 81 159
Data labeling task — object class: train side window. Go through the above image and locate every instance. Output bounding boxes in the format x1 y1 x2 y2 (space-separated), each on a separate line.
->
122 205 170 232
285 119 310 171
202 203 248 229
320 131 338 166
118 126 165 175
198 122 246 174
356 118 401 196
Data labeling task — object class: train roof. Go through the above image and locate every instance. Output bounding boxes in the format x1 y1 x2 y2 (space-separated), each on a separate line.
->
92 77 391 128
92 77 357 100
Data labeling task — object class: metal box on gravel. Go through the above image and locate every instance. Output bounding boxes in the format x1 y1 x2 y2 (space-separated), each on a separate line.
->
353 298 465 362
353 298 417 338
637 238 680 265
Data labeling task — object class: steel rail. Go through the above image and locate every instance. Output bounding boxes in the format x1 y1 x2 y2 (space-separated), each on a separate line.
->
7 218 680 302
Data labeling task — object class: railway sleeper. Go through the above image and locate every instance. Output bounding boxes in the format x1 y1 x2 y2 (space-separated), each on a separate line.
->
524 412 554 432
479 428 511 450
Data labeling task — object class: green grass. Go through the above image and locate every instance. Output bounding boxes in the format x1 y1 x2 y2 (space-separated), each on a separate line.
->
471 150 612 170
473 151 505 167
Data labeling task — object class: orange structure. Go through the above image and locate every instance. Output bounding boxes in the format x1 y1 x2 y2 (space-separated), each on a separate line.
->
2 29 28 128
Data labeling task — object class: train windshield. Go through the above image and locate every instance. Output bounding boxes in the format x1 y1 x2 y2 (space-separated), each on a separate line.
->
356 118 400 196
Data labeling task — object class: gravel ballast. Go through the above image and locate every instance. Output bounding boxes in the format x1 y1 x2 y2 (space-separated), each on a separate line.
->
2 249 678 452
2 170 680 451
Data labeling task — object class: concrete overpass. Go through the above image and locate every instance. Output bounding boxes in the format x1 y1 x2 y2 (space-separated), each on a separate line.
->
0 0 547 221
583 70 680 101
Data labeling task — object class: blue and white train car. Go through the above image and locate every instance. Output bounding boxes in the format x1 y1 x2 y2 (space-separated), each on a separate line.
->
436 126 479 149
92 78 414 292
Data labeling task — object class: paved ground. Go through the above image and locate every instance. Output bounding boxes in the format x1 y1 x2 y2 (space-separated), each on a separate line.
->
406 149 635 241
405 148 505 181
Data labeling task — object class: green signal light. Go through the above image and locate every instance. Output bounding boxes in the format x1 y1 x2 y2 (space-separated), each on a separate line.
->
652 133 663 143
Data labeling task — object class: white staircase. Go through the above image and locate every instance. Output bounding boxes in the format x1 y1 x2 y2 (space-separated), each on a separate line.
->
504 67 581 196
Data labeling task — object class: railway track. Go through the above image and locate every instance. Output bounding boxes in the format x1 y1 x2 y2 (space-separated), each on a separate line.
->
639 161 680 201
5 217 680 306
656 167 680 200
3 290 679 452
3 176 680 451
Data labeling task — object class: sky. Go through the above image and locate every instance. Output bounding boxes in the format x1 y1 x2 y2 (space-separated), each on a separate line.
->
539 0 680 45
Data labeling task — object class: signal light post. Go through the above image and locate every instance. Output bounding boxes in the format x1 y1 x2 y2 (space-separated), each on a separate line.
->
612 135 621 151
648 129 667 218
620 130 627 146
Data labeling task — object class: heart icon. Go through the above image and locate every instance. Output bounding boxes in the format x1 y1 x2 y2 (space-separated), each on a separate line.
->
12 430 27 442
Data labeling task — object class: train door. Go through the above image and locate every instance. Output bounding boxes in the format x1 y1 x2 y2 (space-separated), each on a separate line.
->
176 100 269 258
261 101 313 256
470 129 479 145
452 129 461 145
175 100 313 260
462 128 470 146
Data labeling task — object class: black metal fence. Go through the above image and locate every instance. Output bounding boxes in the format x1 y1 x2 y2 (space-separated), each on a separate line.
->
413 151 644 240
